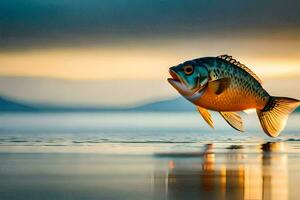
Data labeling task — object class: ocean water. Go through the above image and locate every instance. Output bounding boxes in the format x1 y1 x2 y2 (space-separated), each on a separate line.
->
0 112 300 200
0 112 299 152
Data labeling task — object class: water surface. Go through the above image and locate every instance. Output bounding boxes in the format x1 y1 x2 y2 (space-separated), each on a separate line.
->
0 112 299 200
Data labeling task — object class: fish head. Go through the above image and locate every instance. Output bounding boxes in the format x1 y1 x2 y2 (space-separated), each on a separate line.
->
168 60 209 101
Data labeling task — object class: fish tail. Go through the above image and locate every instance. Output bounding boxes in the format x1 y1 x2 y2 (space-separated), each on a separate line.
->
257 96 300 137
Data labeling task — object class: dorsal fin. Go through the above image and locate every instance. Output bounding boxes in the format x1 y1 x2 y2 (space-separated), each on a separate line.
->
217 55 262 84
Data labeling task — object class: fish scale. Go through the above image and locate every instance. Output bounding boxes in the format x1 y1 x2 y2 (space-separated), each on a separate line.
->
168 55 300 137
195 58 269 111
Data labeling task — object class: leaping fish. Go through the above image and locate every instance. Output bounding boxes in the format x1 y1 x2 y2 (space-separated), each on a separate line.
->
168 55 300 137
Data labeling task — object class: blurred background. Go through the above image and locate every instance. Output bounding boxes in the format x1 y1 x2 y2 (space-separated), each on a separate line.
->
0 0 299 109
1 1 300 200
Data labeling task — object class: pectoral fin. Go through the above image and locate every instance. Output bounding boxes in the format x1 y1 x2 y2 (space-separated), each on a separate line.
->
219 112 244 132
197 106 214 128
208 78 231 95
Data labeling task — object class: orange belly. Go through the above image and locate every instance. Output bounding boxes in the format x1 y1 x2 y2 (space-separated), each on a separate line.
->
193 87 267 112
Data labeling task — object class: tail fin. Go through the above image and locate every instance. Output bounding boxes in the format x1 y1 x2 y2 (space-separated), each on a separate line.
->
257 97 300 137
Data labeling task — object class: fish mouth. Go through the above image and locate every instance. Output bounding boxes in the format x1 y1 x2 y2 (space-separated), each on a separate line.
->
168 69 206 101
168 69 180 82
167 69 182 87
167 69 190 95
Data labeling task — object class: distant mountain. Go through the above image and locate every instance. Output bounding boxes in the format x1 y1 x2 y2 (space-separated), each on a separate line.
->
0 95 298 113
1 76 300 111
0 95 194 112
133 97 194 112
0 76 173 107
0 96 36 111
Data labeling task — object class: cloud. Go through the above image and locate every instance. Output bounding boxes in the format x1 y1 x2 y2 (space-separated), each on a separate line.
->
0 0 299 50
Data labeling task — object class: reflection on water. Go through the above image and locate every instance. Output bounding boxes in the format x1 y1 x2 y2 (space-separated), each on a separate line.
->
0 141 298 200
0 113 299 200
153 142 288 200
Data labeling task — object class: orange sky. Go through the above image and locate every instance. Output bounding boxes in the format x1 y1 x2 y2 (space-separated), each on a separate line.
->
0 37 299 106
0 37 299 81
1 0 299 106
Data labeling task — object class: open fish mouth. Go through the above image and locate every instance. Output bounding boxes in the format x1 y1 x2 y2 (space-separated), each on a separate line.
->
168 69 180 82
167 69 190 95
168 69 206 101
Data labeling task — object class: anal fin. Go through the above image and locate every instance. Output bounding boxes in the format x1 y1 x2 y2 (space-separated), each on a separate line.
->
197 106 214 128
219 112 244 132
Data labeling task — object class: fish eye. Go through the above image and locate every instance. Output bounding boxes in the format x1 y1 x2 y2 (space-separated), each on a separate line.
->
183 65 194 75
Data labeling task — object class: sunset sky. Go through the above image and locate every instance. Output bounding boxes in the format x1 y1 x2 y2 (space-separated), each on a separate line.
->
0 0 299 106
0 37 300 80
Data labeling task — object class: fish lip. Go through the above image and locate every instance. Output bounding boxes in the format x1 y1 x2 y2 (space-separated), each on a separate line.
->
167 78 180 89
168 67 208 102
168 69 191 95
168 69 180 82
168 69 182 90
168 69 187 86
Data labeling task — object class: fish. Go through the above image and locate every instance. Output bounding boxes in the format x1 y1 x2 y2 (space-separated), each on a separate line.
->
168 55 300 137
